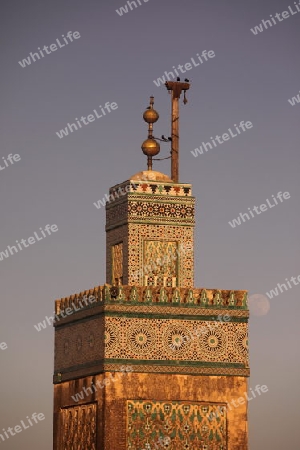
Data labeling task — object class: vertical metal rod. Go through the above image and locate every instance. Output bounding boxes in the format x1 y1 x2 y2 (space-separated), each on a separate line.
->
165 80 189 183
171 93 179 183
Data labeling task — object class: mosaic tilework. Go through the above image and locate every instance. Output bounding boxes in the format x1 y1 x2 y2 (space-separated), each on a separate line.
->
106 225 129 284
112 242 123 284
143 240 178 287
106 196 194 229
106 202 128 229
105 317 248 365
107 227 193 287
126 400 227 450
128 224 194 287
54 315 248 373
103 364 249 377
130 182 192 197
127 196 195 225
54 283 249 377
60 403 97 449
109 180 193 198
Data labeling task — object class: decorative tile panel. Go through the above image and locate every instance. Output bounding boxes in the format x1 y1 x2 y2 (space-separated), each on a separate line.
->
112 242 123 285
128 224 193 287
126 400 227 450
143 240 178 287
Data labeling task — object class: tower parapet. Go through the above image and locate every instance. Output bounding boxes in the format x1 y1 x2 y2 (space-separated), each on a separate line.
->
55 285 248 315
54 285 249 384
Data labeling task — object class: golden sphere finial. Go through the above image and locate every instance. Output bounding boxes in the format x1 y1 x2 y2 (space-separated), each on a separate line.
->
141 138 160 157
143 109 159 124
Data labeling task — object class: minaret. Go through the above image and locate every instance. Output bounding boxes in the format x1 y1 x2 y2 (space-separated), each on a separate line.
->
53 83 249 450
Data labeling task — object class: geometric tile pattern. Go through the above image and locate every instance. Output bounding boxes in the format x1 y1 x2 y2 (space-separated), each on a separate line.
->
104 317 248 365
143 240 178 287
109 180 193 199
60 403 97 449
126 400 227 450
54 313 249 374
128 197 195 223
128 224 194 287
112 242 123 284
106 195 195 229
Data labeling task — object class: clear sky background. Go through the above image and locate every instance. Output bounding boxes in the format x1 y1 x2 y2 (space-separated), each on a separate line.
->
0 0 299 448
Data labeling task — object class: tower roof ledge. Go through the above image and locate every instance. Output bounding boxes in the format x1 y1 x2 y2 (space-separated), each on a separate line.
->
130 170 173 183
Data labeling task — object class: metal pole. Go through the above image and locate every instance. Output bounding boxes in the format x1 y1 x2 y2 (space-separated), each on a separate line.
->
171 93 179 183
165 81 190 184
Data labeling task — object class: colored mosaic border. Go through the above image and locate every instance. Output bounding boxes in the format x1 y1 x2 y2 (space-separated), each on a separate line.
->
109 180 193 198
106 195 195 230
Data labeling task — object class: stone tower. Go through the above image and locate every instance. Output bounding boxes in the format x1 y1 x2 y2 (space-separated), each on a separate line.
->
53 87 249 450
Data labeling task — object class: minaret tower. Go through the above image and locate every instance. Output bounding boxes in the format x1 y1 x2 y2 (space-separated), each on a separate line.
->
53 82 250 450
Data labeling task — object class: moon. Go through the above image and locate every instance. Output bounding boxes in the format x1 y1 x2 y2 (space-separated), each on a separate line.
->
248 294 270 316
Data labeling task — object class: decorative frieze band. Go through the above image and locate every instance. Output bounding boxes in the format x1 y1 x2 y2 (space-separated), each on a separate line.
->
55 285 248 317
108 180 193 200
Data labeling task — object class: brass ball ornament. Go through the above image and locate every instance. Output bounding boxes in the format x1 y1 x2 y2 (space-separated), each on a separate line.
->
143 109 159 124
141 138 160 157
